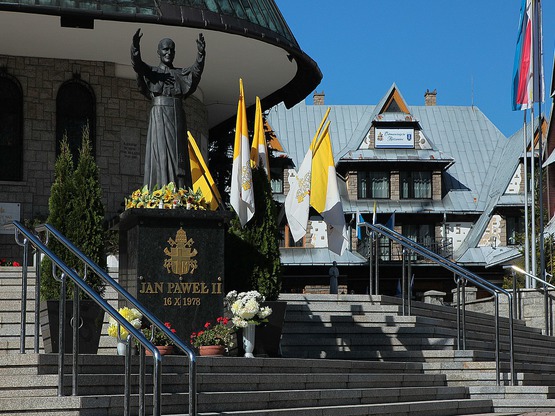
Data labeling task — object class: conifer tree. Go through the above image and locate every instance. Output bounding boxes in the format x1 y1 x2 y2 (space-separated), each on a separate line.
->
41 135 75 300
41 126 106 300
71 125 106 273
226 167 282 300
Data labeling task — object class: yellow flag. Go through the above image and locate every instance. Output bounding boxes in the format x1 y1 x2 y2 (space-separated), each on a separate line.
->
310 121 332 213
250 96 270 180
187 131 221 210
230 79 255 226
310 121 348 255
284 108 330 243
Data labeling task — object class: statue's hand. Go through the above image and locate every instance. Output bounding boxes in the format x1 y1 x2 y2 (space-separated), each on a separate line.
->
197 33 205 54
133 28 143 49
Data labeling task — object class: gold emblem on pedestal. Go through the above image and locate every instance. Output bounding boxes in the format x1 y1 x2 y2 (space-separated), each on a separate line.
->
163 228 198 276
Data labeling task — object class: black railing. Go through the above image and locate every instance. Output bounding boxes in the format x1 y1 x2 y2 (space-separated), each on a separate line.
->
364 236 453 262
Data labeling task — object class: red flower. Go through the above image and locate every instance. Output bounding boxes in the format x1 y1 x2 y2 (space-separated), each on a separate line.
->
204 322 211 329
12 261 20 267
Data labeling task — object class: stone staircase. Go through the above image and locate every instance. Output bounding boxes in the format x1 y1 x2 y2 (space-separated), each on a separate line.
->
2 267 555 414
0 267 118 355
280 293 555 411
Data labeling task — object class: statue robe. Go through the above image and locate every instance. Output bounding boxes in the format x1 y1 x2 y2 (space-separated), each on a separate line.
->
131 45 205 190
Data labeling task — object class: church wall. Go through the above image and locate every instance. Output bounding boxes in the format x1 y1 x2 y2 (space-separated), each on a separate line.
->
0 54 209 262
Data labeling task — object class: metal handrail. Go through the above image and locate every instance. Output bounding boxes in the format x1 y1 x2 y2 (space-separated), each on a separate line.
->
35 222 198 416
361 222 516 386
10 220 165 415
510 265 555 336
511 265 555 290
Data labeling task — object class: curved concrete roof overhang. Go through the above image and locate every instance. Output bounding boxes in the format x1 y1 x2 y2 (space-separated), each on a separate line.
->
0 0 322 134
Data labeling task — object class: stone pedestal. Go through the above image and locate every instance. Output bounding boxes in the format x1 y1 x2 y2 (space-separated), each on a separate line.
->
423 290 446 305
118 208 232 342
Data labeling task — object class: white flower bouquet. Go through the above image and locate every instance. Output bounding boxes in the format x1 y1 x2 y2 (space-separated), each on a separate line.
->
107 307 143 340
225 290 272 328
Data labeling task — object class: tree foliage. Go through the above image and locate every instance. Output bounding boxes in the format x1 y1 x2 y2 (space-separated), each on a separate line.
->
41 126 106 300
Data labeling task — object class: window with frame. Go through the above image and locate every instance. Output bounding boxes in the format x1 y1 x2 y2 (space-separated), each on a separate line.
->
400 171 432 199
270 167 283 194
0 72 23 181
56 78 96 163
358 171 390 199
506 216 524 246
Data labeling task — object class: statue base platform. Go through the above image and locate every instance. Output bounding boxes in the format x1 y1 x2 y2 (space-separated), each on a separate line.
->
118 208 232 342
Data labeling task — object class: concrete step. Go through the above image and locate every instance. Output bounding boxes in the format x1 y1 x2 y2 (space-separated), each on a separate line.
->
491 398 555 412
189 398 494 416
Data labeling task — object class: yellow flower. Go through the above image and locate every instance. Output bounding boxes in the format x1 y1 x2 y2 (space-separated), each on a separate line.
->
126 200 136 209
137 201 145 208
132 189 142 199
163 189 174 202
146 200 157 208
152 189 163 198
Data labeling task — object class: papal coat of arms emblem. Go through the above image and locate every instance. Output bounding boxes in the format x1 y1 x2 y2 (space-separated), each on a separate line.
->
163 228 198 276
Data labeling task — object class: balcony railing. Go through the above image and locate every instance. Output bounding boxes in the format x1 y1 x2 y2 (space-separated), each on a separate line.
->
359 236 453 262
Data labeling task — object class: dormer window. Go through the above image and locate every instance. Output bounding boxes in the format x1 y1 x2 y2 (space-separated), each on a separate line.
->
358 171 390 199
400 171 432 199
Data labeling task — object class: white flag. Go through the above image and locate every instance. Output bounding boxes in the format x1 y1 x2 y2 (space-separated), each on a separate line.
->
284 108 330 242
310 122 348 255
230 79 254 227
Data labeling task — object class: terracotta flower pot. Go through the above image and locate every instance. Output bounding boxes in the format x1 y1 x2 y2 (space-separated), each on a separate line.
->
199 345 225 356
145 345 174 356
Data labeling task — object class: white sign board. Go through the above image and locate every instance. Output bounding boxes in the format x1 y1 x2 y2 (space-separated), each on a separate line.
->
375 128 414 149
0 203 20 234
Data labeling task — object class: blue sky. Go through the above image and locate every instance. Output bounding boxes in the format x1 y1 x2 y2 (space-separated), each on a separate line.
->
276 0 554 138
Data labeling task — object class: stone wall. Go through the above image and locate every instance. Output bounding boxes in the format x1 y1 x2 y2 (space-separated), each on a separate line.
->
0 54 208 262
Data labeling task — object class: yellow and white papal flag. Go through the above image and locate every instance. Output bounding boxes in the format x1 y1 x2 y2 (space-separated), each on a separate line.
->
187 131 222 211
230 79 255 227
250 96 270 180
284 108 330 242
310 122 348 255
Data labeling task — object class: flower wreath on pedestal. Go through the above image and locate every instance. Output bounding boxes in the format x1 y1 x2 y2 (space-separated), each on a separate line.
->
124 182 209 210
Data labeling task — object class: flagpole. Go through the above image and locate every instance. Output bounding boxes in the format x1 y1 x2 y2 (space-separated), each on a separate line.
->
531 104 537 287
530 0 537 287
535 0 548 333
536 0 545 286
523 111 530 287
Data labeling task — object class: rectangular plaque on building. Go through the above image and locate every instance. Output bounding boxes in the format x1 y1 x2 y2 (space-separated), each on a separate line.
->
117 208 232 345
0 203 20 234
375 128 415 149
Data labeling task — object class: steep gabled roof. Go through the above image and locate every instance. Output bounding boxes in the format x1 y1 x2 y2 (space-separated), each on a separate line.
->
266 85 511 216
453 122 531 259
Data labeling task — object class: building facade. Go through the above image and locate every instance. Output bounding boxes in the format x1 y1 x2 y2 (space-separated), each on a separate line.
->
268 85 527 298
